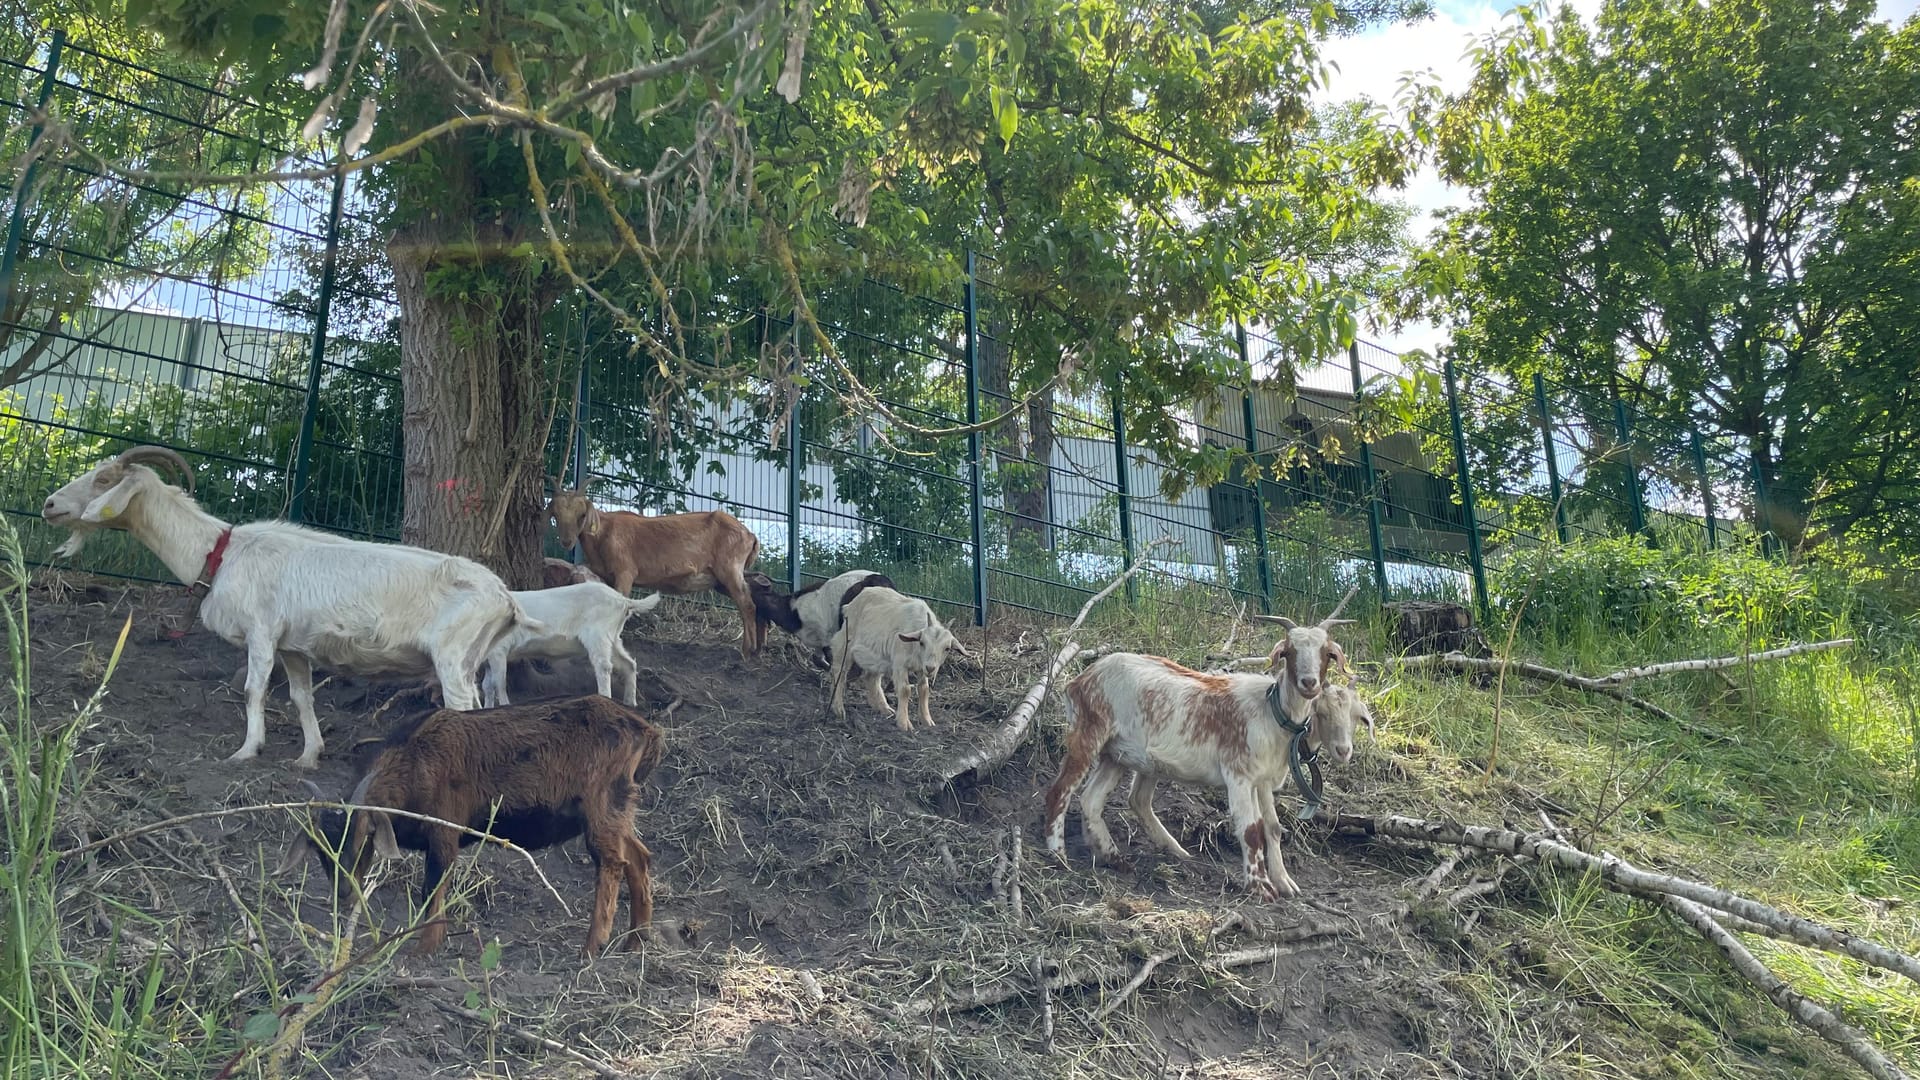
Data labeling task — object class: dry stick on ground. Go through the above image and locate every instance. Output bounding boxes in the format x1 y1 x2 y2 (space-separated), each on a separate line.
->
60 801 573 915
1032 956 1057 1053
930 536 1176 791
1008 825 1025 926
432 999 628 1079
1095 918 1339 1020
1331 814 1920 988
1661 892 1910 1080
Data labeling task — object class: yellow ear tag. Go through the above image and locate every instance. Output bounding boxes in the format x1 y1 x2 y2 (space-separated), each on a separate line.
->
98 504 117 520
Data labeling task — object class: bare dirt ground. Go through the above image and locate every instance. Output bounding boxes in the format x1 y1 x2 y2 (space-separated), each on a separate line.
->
24 577 1739 1079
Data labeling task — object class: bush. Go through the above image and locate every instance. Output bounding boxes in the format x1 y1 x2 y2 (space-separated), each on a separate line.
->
1493 536 1916 646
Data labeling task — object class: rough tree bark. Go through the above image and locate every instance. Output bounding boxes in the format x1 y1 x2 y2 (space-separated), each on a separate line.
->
978 314 1054 549
387 132 555 589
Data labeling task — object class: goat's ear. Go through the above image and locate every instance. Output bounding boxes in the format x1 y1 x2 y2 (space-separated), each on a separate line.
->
79 475 139 524
950 638 975 659
370 815 402 860
1360 702 1377 739
274 834 314 877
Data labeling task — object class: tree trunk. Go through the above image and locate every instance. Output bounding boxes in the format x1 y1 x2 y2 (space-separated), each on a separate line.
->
979 316 1054 549
388 204 552 588
1749 433 1808 551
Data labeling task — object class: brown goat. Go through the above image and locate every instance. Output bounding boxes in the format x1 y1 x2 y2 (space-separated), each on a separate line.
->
280 689 664 957
545 488 766 657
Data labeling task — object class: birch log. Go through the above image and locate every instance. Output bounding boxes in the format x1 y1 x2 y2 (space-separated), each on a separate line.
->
1332 814 1920 988
1660 893 1910 1080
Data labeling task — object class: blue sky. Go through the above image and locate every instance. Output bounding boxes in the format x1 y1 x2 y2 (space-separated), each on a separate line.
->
1315 0 1920 359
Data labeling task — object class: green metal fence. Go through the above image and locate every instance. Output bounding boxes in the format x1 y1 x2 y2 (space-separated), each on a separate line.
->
1 30 1796 629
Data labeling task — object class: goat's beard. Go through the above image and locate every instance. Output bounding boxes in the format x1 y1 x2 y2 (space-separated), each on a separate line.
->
52 527 95 559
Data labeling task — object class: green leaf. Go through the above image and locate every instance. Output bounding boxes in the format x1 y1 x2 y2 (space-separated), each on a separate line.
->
994 88 1020 148
528 10 568 32
481 939 503 971
899 10 961 46
242 1011 281 1042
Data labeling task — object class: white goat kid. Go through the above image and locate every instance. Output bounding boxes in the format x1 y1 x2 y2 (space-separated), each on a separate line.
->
827 587 972 732
1041 588 1365 899
479 583 662 708
41 446 536 768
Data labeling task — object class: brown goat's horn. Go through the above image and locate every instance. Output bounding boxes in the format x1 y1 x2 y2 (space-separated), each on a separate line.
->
1317 586 1359 629
115 445 195 493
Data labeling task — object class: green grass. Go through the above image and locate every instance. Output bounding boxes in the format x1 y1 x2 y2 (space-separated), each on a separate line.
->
1344 545 1920 1076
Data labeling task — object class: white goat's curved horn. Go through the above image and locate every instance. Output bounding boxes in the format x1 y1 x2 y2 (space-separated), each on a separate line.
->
1316 586 1360 629
1254 614 1299 630
298 778 327 800
115 445 195 493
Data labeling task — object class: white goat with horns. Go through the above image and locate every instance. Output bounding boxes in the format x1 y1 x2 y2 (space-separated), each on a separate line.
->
41 446 540 768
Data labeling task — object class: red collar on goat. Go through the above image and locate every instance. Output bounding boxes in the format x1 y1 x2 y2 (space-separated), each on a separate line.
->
189 527 234 596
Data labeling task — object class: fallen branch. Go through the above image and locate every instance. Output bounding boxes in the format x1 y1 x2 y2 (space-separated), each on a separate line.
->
1594 639 1853 684
1332 814 1920 989
432 999 628 1079
1210 939 1340 971
1008 825 1025 927
1097 919 1342 1020
1387 652 1699 730
1032 956 1056 1053
930 537 1173 791
1661 892 1909 1080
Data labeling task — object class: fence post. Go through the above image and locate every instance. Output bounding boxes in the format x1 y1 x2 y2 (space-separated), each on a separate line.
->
1347 343 1390 603
1235 321 1273 614
963 250 987 626
1110 377 1136 604
288 161 348 524
1611 395 1648 540
1691 428 1716 550
0 30 65 351
1531 373 1569 543
787 307 804 592
1442 360 1490 620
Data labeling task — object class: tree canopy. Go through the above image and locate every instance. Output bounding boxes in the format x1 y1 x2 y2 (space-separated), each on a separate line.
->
1404 0 1920 554
44 0 1424 582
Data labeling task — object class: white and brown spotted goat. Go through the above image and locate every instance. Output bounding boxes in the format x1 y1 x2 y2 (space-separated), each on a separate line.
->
1041 588 1372 899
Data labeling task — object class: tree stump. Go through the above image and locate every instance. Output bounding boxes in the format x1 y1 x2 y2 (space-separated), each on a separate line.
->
1385 601 1489 657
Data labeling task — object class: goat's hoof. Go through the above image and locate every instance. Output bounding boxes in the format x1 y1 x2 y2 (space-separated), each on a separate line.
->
226 746 261 763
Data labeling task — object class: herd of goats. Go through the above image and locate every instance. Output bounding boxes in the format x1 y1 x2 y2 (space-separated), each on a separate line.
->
37 444 1378 957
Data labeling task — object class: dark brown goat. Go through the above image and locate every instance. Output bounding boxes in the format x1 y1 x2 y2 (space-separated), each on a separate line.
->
546 489 765 657
280 690 664 957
